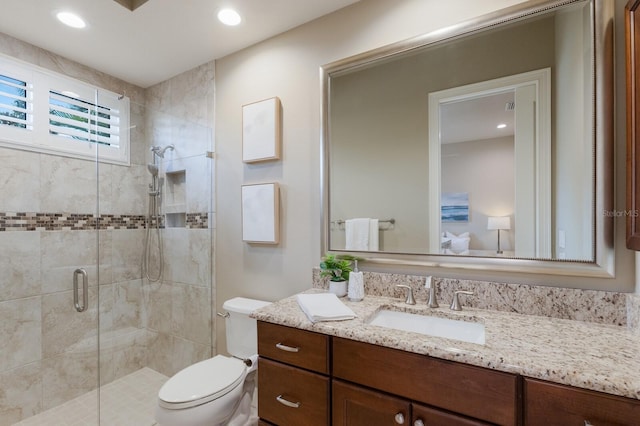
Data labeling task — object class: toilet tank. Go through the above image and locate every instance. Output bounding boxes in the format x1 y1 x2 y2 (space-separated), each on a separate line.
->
223 297 271 359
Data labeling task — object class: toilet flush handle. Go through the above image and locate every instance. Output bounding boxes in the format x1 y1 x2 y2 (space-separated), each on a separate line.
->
217 312 230 318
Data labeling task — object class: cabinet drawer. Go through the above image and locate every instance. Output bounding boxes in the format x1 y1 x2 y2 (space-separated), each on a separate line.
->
258 321 330 374
333 337 518 425
333 379 411 426
524 378 640 425
258 358 330 426
414 402 492 426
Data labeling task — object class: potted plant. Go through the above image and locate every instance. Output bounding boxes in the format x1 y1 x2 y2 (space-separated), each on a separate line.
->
320 254 355 296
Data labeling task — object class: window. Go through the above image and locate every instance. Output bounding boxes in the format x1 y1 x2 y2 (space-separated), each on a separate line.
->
0 74 31 130
0 54 129 164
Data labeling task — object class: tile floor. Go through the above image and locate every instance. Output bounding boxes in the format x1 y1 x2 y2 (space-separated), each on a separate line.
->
14 367 260 426
14 368 168 426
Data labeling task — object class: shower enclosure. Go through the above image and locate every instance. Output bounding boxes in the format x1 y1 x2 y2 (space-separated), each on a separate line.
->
144 143 174 282
0 86 214 425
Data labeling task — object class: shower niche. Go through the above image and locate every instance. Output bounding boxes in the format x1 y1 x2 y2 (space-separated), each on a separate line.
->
165 169 186 228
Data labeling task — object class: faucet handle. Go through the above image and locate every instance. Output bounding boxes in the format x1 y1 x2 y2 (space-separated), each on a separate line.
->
426 277 438 308
395 285 416 305
450 290 474 311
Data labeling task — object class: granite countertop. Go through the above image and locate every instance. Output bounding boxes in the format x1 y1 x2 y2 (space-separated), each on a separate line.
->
252 289 640 400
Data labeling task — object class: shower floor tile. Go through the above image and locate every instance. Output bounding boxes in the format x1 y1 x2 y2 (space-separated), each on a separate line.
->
14 367 168 426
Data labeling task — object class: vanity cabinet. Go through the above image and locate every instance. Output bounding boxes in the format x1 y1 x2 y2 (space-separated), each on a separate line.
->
333 337 517 425
524 378 640 425
333 379 491 426
257 322 331 426
257 322 518 425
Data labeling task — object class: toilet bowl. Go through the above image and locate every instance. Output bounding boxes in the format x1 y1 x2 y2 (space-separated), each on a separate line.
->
155 297 270 426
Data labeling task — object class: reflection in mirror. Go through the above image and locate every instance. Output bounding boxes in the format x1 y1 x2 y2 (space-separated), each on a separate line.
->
322 0 614 276
428 68 561 260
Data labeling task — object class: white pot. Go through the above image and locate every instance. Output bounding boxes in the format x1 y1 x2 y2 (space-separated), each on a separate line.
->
329 281 348 297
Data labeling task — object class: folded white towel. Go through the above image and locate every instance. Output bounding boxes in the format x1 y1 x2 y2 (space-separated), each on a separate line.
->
345 218 370 250
296 293 357 323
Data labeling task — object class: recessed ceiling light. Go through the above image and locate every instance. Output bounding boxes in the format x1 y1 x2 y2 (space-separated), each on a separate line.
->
217 8 241 26
56 11 86 29
497 123 507 129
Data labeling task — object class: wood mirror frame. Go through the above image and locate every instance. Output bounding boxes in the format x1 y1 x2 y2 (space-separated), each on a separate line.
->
627 0 640 250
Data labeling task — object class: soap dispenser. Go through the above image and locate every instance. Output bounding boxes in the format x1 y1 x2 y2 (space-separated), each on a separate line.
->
347 260 364 302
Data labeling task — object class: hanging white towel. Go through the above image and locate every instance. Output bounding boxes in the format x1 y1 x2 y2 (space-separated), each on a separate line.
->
345 218 370 250
368 218 379 251
296 293 357 323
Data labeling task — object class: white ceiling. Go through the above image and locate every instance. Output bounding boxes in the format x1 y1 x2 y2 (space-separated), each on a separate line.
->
0 0 359 88
440 91 515 145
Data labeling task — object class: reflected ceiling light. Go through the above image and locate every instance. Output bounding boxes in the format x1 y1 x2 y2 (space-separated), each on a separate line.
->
218 8 241 26
56 11 86 29
497 123 507 129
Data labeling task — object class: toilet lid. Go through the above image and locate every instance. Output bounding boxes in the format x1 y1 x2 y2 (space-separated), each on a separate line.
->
158 355 246 409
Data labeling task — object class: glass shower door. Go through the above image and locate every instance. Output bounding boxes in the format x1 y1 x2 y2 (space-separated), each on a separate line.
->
95 98 215 425
0 85 102 424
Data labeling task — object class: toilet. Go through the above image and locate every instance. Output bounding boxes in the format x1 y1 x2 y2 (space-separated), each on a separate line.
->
155 297 271 426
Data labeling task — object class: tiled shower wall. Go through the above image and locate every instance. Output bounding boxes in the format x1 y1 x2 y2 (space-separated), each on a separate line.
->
142 60 216 377
0 32 215 425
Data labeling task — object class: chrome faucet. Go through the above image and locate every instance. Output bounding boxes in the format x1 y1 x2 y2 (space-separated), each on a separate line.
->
425 276 438 308
450 290 474 311
395 285 416 305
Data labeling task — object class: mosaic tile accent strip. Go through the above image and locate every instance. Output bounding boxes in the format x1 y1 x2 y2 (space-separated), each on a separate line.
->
0 212 148 231
0 212 209 231
186 213 209 229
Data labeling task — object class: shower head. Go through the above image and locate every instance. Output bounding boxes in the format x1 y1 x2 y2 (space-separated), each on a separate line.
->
150 144 175 159
147 163 158 176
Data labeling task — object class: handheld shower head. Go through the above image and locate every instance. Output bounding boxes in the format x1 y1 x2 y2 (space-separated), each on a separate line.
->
147 163 158 176
150 144 175 159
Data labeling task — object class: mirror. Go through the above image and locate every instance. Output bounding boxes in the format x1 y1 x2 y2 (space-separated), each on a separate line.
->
321 0 614 277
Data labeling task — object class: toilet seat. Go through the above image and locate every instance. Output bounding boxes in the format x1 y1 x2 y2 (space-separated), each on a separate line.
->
158 355 247 410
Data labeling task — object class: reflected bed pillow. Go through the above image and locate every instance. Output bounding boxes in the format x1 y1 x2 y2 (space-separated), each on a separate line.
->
444 231 470 253
444 248 470 256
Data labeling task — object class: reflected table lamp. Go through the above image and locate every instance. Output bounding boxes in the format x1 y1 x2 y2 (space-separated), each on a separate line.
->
487 216 510 254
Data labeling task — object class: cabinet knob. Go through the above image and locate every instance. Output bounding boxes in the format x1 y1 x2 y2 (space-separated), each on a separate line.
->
584 421 593 426
414 420 425 426
394 412 405 424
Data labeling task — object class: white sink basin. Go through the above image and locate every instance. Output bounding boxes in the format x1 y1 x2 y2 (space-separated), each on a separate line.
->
366 309 485 345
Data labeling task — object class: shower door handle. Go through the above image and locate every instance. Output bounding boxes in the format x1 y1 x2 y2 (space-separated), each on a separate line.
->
73 268 88 312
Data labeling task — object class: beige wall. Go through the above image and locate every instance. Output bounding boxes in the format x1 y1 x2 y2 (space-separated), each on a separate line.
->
214 0 635 353
442 137 515 252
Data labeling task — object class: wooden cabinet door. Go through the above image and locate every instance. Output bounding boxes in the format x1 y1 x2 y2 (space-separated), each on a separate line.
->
524 378 640 425
258 358 330 426
333 379 411 426
333 337 518 425
628 0 640 249
413 403 492 426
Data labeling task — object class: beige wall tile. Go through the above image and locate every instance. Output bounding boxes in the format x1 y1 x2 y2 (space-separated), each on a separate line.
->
0 297 41 372
0 149 41 212
170 283 211 345
0 362 42 425
0 232 41 302
41 289 97 358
